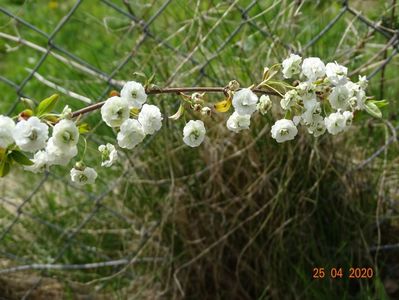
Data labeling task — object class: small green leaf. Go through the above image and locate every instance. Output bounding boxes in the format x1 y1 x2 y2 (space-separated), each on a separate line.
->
365 101 382 118
9 151 34 166
36 94 59 116
78 123 90 134
132 72 147 79
0 155 11 178
368 99 388 109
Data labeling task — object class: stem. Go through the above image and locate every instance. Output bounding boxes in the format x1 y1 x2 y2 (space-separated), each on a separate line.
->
71 86 279 118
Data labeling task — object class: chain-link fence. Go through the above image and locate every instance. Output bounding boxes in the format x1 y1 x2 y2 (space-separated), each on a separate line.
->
0 0 398 298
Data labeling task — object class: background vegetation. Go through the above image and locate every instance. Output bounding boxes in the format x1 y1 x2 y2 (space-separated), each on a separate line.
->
0 0 399 299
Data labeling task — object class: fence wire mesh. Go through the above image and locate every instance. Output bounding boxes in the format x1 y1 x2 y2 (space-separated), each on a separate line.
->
0 0 398 298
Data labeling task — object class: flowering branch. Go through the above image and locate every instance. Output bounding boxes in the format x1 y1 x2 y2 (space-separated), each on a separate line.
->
0 54 388 184
71 86 279 118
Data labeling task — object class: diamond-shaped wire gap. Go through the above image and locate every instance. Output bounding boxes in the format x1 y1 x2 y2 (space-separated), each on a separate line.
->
21 168 134 297
100 0 222 85
192 0 259 85
0 196 115 263
5 0 84 115
0 6 124 95
49 1 145 76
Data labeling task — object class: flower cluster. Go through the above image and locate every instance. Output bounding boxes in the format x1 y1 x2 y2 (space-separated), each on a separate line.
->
0 57 384 184
222 54 380 143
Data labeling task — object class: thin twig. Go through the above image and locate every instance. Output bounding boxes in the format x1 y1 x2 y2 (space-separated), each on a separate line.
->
26 68 92 104
0 32 124 87
71 87 278 118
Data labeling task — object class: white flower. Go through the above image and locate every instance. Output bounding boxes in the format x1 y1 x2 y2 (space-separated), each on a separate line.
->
328 85 351 110
282 54 302 78
98 143 118 167
226 112 251 133
120 81 147 109
24 151 49 173
232 88 258 115
46 137 78 166
52 119 79 149
301 102 321 124
101 96 130 128
281 90 300 110
13 117 49 152
324 111 351 135
301 57 326 82
138 104 163 135
183 120 206 147
117 119 145 149
355 89 366 110
306 114 326 137
343 111 353 127
0 116 15 149
257 95 272 115
271 119 298 143
325 62 348 86
70 167 97 186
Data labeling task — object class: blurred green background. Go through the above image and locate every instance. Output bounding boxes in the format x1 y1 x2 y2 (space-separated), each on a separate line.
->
0 0 399 299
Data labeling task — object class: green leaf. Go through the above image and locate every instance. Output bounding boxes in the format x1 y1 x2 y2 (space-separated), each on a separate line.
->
364 101 382 118
0 154 11 178
9 151 34 166
368 99 388 109
78 123 90 134
36 94 59 116
132 72 147 79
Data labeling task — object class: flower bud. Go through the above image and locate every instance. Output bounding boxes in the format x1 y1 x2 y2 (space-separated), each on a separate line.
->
192 103 202 111
191 92 205 103
228 80 240 91
201 107 211 116
74 161 86 171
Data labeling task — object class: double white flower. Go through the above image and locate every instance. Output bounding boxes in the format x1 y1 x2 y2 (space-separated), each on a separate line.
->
183 120 206 147
271 119 298 143
232 88 258 115
325 62 348 86
282 54 302 79
98 143 118 167
324 111 353 135
120 81 147 109
101 96 130 128
226 112 251 133
301 57 326 82
0 115 15 148
117 119 145 149
70 167 97 186
13 117 49 152
138 104 163 135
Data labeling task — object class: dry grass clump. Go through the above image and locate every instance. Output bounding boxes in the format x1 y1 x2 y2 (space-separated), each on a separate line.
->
149 121 382 299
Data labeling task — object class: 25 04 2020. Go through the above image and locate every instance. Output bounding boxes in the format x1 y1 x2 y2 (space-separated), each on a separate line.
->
312 267 374 279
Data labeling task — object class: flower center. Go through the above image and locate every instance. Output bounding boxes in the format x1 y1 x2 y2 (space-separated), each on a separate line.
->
62 131 72 142
116 108 124 118
131 91 137 98
78 174 88 182
29 129 38 141
191 130 200 140
279 128 289 136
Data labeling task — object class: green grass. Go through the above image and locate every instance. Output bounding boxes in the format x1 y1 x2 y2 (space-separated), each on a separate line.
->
0 0 399 299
